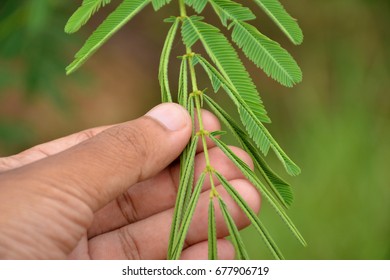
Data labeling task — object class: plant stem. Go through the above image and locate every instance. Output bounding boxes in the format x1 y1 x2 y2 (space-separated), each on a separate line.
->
179 0 187 17
179 0 217 195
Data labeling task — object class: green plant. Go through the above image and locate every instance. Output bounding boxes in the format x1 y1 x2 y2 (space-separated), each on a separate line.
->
64 0 306 259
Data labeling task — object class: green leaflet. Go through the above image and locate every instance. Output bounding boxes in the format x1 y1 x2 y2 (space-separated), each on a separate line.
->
185 0 208 13
159 17 179 102
65 0 111 34
208 0 255 27
210 130 226 137
167 134 199 259
252 0 303 45
182 100 195 212
178 57 189 108
210 135 306 247
66 0 151 74
204 94 293 207
196 55 301 176
181 16 270 124
218 197 249 260
208 198 218 260
232 21 302 87
152 0 172 11
216 171 284 260
239 106 301 176
241 130 294 206
171 172 206 260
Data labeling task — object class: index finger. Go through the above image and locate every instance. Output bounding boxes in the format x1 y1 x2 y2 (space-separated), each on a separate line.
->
0 125 113 172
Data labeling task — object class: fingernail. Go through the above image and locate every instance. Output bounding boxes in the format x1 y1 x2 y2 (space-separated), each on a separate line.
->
146 103 189 131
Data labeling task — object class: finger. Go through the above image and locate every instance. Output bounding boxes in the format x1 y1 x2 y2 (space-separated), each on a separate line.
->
87 179 260 259
0 109 219 172
180 239 235 260
0 125 113 171
88 146 253 237
1 103 192 213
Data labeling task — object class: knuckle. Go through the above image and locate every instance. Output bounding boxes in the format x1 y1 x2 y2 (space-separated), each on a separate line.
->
118 227 141 260
75 129 99 144
115 190 139 224
0 157 17 171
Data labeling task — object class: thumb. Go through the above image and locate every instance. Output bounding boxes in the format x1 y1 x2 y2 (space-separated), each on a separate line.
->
8 103 192 212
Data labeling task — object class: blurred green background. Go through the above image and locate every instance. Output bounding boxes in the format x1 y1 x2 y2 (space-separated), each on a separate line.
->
0 0 389 259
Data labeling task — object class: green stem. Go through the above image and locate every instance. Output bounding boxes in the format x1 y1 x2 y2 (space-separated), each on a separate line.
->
179 0 187 17
179 0 216 194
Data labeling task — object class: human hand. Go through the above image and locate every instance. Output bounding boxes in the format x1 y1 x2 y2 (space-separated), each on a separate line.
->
0 103 260 259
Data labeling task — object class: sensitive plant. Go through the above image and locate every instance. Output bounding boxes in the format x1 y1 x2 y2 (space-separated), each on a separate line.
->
65 0 306 259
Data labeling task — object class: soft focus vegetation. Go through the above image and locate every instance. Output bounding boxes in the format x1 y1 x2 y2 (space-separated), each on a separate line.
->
1 0 389 259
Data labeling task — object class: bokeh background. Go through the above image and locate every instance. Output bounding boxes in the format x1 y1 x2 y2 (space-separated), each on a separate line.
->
1 0 389 259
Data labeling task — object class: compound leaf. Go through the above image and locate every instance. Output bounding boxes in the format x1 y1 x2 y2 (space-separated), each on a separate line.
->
178 56 189 108
208 0 256 26
232 21 302 87
196 55 300 176
216 171 284 259
252 0 303 45
167 135 199 259
208 198 218 260
210 135 306 246
65 0 111 34
204 94 293 207
182 16 270 123
171 172 206 260
185 0 208 13
152 0 172 10
159 17 180 102
218 197 249 260
66 0 151 74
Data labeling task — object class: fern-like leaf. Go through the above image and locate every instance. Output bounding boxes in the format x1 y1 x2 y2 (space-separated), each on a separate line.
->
208 0 255 27
196 55 301 176
211 136 306 246
239 106 301 176
152 0 172 10
232 21 302 87
65 0 111 34
171 172 206 260
218 197 249 260
241 133 294 206
182 16 270 123
178 57 189 108
185 0 208 13
216 171 284 259
66 0 151 75
204 94 293 207
159 17 180 102
167 135 198 259
252 0 303 45
208 198 218 260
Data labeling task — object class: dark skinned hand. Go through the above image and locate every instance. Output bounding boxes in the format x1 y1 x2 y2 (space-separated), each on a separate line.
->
0 103 260 259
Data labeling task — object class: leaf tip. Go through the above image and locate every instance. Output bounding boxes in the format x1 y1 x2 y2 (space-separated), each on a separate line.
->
64 23 76 34
65 63 76 75
292 31 304 45
286 164 301 176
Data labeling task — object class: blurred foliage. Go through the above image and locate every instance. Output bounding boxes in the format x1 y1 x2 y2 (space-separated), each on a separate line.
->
0 0 389 259
0 0 82 152
0 0 77 105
